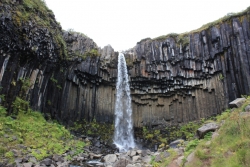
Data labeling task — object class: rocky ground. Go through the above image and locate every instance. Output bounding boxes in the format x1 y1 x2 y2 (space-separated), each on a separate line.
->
1 97 250 167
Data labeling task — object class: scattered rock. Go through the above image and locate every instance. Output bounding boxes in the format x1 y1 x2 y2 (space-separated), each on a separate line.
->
134 163 142 167
29 157 37 163
128 150 137 157
103 154 117 163
240 112 250 117
184 152 195 166
176 156 184 166
212 132 219 139
169 139 184 148
245 105 250 112
197 123 219 139
113 158 131 167
53 155 64 162
15 158 22 163
40 158 52 166
205 141 211 145
126 164 136 167
136 150 142 154
22 162 33 167
174 148 184 156
141 155 151 164
229 98 246 108
132 155 141 162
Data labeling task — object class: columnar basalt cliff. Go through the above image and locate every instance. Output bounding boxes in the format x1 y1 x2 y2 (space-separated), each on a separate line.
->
1 1 250 127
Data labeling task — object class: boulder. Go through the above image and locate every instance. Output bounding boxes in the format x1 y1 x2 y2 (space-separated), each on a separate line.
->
40 158 52 166
103 154 117 163
126 164 136 167
229 98 246 108
184 152 195 166
22 162 32 167
197 123 219 139
245 105 250 112
132 155 141 162
136 150 142 154
128 150 137 157
134 163 142 167
141 155 151 164
176 156 184 166
169 139 184 148
113 158 132 167
52 155 64 162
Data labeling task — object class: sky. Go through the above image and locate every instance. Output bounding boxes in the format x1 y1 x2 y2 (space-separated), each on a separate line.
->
45 0 250 51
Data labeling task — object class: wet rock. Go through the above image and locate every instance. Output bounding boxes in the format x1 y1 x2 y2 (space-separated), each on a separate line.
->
229 98 246 108
197 123 219 139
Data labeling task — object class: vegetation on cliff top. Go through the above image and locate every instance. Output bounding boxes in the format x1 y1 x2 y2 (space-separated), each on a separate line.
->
152 6 250 41
1 0 68 58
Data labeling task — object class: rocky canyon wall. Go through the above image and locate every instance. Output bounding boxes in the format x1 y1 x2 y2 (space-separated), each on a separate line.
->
1 1 250 127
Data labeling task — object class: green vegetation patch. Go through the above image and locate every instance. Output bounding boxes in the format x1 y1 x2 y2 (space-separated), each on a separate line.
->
185 96 250 167
8 0 68 59
71 118 114 143
0 105 86 162
141 120 201 147
151 6 250 42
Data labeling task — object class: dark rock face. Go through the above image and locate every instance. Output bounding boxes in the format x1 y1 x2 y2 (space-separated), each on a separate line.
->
1 1 250 127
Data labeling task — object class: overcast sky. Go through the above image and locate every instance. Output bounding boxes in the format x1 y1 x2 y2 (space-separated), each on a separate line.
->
45 0 250 51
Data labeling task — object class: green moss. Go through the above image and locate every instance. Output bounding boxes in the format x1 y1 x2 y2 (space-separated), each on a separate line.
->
50 77 58 84
0 104 87 162
153 33 178 41
151 6 250 43
6 0 69 59
68 29 88 38
83 49 100 59
71 119 114 142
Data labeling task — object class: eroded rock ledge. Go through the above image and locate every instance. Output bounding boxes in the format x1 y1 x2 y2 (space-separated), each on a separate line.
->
0 1 250 127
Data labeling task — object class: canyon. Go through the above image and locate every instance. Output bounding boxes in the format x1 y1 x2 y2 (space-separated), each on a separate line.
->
0 0 250 128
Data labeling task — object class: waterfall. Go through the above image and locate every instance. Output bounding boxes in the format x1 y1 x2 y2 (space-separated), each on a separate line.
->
0 55 10 83
113 53 135 152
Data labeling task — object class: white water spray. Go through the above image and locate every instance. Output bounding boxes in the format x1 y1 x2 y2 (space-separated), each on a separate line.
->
113 53 135 152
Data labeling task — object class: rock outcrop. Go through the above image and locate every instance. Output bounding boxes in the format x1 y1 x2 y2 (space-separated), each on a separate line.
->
1 1 250 127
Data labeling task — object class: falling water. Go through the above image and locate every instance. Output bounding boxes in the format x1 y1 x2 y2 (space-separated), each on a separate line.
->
113 53 135 152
